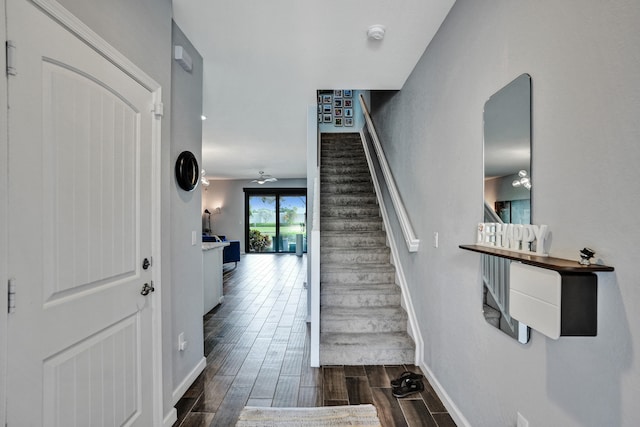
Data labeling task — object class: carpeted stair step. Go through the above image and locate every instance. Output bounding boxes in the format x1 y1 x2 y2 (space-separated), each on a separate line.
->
320 332 414 365
321 306 407 333
321 282 401 307
321 173 371 184
320 231 387 248
321 165 370 175
321 218 382 232
321 193 377 206
321 247 390 265
320 205 380 218
320 264 396 284
321 156 365 164
321 182 373 194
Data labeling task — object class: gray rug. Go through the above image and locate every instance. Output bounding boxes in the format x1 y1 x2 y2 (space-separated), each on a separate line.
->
235 404 382 427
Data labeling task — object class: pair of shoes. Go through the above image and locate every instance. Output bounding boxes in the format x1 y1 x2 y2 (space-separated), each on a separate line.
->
390 371 423 388
392 377 424 398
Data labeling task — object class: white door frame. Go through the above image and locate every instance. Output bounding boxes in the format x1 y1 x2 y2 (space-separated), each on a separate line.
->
1 0 164 424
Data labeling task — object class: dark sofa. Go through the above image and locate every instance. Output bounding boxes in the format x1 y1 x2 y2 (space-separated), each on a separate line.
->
203 234 241 266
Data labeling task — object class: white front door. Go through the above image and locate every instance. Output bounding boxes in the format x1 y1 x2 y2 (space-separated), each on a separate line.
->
6 0 157 425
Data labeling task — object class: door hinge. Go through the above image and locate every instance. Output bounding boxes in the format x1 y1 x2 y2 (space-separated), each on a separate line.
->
6 40 17 76
8 278 16 314
153 102 164 118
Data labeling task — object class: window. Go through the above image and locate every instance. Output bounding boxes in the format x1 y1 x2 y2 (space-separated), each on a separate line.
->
245 188 307 253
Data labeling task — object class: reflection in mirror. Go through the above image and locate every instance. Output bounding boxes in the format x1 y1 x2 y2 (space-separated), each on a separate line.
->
482 73 531 343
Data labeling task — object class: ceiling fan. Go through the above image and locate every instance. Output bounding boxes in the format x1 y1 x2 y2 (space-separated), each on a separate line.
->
251 171 278 185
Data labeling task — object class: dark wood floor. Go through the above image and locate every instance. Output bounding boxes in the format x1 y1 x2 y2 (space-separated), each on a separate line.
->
174 254 457 427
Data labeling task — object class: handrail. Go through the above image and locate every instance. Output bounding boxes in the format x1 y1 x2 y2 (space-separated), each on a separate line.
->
359 94 420 252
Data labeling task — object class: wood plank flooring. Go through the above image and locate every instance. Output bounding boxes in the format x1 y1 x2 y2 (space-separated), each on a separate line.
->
173 254 457 427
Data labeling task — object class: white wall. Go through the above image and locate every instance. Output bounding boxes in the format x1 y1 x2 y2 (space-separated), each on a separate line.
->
202 179 307 253
170 21 206 406
370 1 640 426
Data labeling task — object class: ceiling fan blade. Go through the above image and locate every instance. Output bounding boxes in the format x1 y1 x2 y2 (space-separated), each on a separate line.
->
265 177 277 182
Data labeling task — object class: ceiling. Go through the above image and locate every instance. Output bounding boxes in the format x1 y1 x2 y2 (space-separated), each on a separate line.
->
172 0 456 180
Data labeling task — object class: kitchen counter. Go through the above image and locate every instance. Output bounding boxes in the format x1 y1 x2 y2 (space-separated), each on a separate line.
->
202 241 229 314
202 241 230 251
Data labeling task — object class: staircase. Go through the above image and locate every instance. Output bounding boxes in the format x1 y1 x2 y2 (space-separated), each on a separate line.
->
319 132 415 365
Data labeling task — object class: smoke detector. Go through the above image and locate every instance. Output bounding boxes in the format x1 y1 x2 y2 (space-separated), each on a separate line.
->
367 25 386 41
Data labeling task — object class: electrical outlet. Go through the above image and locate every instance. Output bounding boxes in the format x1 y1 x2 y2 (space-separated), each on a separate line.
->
517 412 529 427
433 232 439 248
191 230 197 246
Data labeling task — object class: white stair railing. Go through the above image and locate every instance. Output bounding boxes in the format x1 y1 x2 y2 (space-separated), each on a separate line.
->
482 202 515 332
358 95 423 364
359 95 419 252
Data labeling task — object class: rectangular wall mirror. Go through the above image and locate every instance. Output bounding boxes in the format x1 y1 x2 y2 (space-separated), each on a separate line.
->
482 73 531 343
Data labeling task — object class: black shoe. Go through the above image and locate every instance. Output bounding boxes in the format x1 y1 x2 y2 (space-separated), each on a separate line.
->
390 371 424 388
392 377 424 398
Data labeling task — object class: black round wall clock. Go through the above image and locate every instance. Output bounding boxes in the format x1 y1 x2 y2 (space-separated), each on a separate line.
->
175 151 199 191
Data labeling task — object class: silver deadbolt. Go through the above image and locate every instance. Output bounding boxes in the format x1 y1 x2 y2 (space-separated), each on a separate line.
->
141 282 155 296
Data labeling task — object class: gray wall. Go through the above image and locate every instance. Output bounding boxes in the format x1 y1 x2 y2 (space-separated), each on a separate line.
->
370 1 639 426
170 22 205 405
202 179 307 253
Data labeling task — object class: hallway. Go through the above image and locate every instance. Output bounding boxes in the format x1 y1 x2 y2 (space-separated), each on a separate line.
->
174 254 456 427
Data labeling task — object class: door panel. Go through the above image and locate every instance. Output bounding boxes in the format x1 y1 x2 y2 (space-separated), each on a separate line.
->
42 60 138 302
6 0 154 425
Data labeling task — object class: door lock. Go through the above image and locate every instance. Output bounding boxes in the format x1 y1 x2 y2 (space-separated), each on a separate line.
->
142 258 151 270
141 282 155 296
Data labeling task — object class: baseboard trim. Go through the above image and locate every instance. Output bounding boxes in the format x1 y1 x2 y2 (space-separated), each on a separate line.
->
172 357 207 406
419 361 471 427
163 408 178 427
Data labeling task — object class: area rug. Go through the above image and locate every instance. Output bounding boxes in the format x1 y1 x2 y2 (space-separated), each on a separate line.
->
235 404 382 427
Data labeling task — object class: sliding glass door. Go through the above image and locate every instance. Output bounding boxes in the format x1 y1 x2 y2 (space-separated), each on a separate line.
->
245 189 306 253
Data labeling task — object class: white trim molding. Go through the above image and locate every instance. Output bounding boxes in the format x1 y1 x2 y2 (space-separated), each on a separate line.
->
172 357 207 406
419 362 472 427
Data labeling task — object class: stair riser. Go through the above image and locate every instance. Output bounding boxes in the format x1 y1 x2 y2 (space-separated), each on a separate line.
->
320 292 400 307
321 195 377 205
321 221 382 232
321 316 406 333
320 347 414 365
321 250 390 264
320 235 387 247
321 159 368 168
321 206 379 218
321 174 371 183
322 166 369 175
321 183 373 194
321 270 395 284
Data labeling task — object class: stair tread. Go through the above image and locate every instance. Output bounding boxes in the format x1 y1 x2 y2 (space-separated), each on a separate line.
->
321 283 399 293
323 304 406 314
320 331 414 347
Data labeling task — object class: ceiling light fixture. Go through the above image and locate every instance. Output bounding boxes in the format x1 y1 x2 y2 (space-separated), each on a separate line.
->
200 169 210 187
251 171 278 185
367 25 386 41
512 170 532 190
